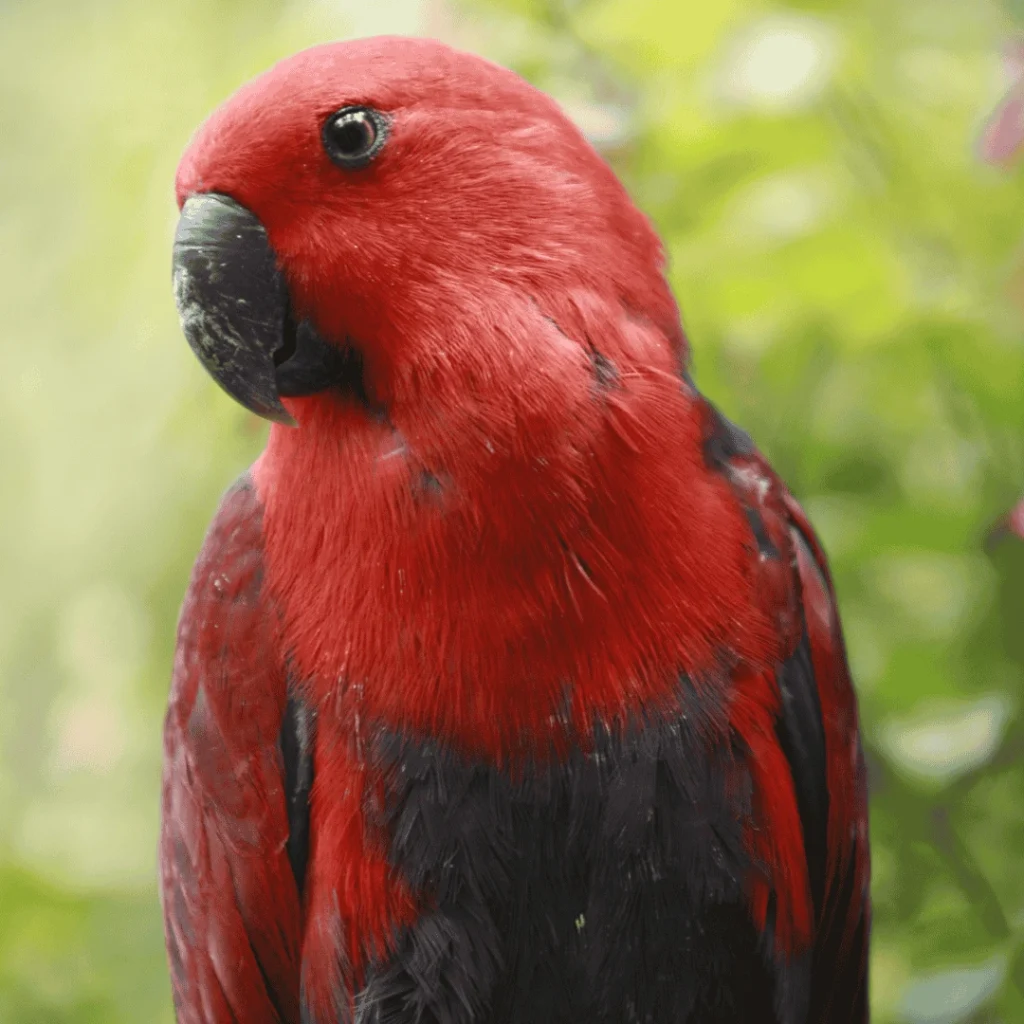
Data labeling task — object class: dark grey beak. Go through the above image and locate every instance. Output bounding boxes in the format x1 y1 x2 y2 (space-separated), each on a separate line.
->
173 193 353 425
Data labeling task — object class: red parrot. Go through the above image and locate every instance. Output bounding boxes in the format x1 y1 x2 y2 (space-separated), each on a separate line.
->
161 37 870 1024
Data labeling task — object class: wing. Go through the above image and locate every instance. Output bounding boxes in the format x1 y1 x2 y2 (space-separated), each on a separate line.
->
703 402 870 1023
783 497 871 1024
160 473 313 1024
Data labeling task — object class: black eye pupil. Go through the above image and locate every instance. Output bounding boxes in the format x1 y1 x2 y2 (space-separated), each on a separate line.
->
333 116 372 154
323 107 386 168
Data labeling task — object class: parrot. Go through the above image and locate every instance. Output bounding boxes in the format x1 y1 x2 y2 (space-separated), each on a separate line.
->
161 36 870 1024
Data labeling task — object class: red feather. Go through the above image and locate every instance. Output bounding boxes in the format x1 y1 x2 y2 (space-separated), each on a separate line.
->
160 477 302 1023
300 718 417 1020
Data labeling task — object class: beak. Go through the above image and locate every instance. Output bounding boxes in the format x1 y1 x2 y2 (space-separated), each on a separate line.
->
172 193 351 426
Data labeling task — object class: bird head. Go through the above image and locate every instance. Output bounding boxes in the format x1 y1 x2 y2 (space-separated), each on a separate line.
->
172 36 681 427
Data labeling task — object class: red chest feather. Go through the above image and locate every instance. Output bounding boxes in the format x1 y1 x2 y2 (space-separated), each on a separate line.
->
252 361 782 760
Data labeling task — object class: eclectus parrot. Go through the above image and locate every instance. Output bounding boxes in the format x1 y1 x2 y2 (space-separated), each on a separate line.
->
161 37 870 1024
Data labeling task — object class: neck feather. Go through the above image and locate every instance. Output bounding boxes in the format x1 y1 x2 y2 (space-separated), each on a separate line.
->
252 298 773 758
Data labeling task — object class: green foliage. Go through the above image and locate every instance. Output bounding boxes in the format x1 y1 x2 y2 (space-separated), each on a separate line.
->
0 0 1021 1020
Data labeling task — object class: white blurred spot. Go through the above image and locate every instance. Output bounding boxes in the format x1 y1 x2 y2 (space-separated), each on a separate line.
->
900 956 1005 1023
18 364 42 398
311 0 430 37
724 168 840 245
723 314 781 354
17 793 157 890
881 694 1011 784
52 695 127 776
871 553 992 636
715 15 840 111
51 582 150 775
57 581 150 694
557 97 634 150
871 943 912 1021
900 432 982 504
898 48 985 112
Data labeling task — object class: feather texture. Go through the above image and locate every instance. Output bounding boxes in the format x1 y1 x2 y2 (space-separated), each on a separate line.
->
161 475 303 1024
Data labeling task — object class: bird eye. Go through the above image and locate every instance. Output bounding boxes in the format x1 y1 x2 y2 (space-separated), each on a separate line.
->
322 106 388 169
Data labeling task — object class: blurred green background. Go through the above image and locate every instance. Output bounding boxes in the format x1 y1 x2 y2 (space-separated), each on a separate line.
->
1 0 1023 1020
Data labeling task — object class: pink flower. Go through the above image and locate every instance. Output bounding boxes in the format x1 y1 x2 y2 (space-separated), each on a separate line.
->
980 41 1024 166
988 496 1024 546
